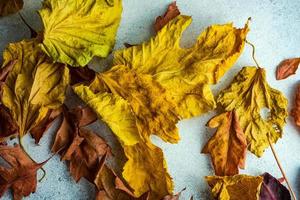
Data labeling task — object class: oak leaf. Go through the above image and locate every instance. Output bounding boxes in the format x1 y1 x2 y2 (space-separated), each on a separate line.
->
260 173 291 200
218 67 288 157
202 111 247 176
206 174 263 200
0 104 18 140
114 15 249 118
38 0 123 67
291 83 300 127
154 1 180 32
0 145 48 200
0 0 23 17
0 40 70 137
276 58 300 80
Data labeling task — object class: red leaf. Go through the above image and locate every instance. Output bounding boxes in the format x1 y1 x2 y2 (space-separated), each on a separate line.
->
276 58 300 80
154 1 180 32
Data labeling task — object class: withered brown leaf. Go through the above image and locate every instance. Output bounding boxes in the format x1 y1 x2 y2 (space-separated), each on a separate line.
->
276 58 300 80
0 145 47 200
68 66 96 85
291 83 300 127
0 104 18 140
161 188 186 200
154 1 180 32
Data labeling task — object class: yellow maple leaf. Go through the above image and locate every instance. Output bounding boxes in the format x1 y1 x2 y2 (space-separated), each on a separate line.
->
1 40 70 137
206 174 263 200
217 67 288 157
202 111 247 176
114 15 249 118
38 0 122 67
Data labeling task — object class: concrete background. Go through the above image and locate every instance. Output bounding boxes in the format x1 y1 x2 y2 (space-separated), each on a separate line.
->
0 0 300 199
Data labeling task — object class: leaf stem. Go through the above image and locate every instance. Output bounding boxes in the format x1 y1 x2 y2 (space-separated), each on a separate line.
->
245 39 261 69
18 137 47 182
267 136 297 200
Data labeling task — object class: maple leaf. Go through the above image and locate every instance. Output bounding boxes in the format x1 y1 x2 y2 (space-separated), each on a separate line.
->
0 39 70 137
0 104 18 140
218 67 288 157
0 0 23 17
0 145 48 200
276 58 300 80
291 83 300 128
260 173 291 200
154 1 180 32
38 0 123 67
202 111 247 176
114 15 249 118
206 174 263 200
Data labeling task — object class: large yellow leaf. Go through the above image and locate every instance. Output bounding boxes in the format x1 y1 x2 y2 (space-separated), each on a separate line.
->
114 15 249 118
202 111 247 176
206 174 263 200
73 82 174 199
217 67 288 157
1 40 69 136
38 0 122 67
0 0 23 17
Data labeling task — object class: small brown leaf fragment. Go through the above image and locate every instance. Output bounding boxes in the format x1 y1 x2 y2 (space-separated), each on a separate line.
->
161 188 186 200
276 58 300 80
202 111 247 176
154 1 180 32
0 0 23 17
68 65 96 85
0 145 47 200
291 83 300 127
0 104 18 140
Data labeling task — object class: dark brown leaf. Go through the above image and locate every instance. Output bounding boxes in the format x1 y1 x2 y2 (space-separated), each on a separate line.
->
291 83 300 128
0 0 23 17
0 104 18 140
154 1 180 32
0 145 47 200
276 58 300 80
69 66 96 85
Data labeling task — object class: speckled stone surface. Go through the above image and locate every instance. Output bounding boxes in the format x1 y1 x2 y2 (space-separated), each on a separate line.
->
0 0 300 199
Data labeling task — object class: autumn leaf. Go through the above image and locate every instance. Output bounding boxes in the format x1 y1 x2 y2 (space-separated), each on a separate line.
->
0 60 16 93
260 173 291 200
68 66 96 85
161 188 186 200
276 58 300 80
0 0 23 17
202 111 247 176
218 67 288 157
38 0 123 67
114 15 249 118
206 174 263 200
0 104 18 140
154 1 180 32
291 83 300 128
0 39 70 137
0 145 48 200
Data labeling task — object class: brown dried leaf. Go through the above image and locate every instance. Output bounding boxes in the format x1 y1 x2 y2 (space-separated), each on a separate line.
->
161 188 186 200
202 111 247 176
0 145 47 200
68 66 96 85
154 1 180 32
0 0 23 17
291 83 300 127
0 104 18 140
276 58 300 80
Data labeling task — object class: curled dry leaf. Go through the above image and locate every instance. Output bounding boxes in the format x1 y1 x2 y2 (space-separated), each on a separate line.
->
154 1 180 32
0 39 70 137
291 83 300 127
218 67 288 157
0 104 18 140
202 111 247 176
68 66 96 85
276 58 300 80
206 174 263 200
260 173 291 200
38 0 122 66
0 0 23 17
0 145 48 200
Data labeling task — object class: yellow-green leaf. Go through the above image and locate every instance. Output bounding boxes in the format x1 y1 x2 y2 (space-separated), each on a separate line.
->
38 0 122 67
217 67 288 157
114 15 249 118
206 175 263 200
0 0 23 17
1 40 70 136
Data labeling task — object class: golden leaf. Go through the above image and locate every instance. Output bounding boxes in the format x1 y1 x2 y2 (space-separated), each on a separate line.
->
206 174 263 200
38 0 122 66
114 15 249 118
218 67 288 157
0 40 69 137
202 111 247 176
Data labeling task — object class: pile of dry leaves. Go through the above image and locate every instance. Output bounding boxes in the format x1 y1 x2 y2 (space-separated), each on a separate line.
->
0 0 299 200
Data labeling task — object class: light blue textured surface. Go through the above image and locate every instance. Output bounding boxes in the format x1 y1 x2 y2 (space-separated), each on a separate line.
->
0 0 300 199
